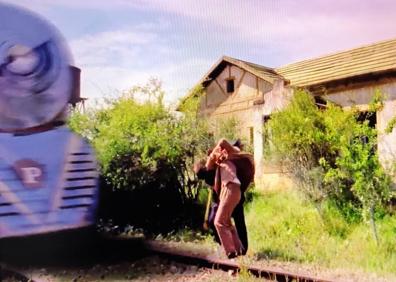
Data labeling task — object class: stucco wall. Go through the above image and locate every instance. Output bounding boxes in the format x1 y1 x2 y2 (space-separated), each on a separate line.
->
325 81 396 168
200 64 292 185
201 65 291 129
200 64 272 133
198 64 396 190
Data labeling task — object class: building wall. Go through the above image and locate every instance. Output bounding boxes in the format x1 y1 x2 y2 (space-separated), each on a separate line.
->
255 80 396 189
199 64 272 137
196 61 396 190
325 80 396 168
199 64 292 186
255 79 396 188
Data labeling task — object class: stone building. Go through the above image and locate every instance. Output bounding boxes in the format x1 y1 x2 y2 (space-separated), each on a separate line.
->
179 38 396 189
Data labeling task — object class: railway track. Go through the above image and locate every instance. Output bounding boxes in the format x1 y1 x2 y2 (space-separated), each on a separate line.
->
0 236 333 282
144 240 333 282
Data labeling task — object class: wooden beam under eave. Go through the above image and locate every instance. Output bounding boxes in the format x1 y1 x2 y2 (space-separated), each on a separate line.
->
256 76 259 97
214 78 227 97
234 70 246 98
308 71 396 96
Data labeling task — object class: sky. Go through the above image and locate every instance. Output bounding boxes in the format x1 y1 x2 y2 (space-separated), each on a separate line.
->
2 0 396 107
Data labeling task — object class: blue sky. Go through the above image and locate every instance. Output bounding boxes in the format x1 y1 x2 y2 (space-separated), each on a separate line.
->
3 0 396 107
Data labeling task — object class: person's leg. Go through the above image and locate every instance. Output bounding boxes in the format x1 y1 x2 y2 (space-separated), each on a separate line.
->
229 225 243 255
214 183 242 257
232 195 248 254
208 202 221 245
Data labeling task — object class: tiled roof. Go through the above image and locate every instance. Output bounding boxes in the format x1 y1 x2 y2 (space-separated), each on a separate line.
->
178 38 396 110
276 38 396 87
177 56 282 110
220 56 281 84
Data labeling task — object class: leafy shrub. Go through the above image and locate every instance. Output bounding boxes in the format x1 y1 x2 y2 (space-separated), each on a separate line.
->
216 116 240 141
266 89 392 240
69 80 212 233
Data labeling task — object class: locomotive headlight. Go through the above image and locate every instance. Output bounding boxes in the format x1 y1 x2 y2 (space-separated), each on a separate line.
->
0 3 73 131
6 45 39 76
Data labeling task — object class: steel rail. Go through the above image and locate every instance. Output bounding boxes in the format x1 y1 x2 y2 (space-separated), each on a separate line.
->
144 240 334 282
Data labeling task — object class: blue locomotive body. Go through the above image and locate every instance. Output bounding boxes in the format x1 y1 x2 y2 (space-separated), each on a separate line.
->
0 127 99 239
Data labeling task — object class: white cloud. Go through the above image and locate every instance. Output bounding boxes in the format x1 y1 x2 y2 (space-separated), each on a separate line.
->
69 29 160 103
69 27 211 107
3 0 137 10
70 30 157 67
6 0 396 63
80 58 212 107
4 0 396 106
128 0 396 64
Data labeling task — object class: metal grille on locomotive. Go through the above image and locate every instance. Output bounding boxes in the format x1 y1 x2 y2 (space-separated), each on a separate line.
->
0 128 99 238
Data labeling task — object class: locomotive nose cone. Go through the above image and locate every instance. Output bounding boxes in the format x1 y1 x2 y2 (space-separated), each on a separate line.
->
0 3 74 131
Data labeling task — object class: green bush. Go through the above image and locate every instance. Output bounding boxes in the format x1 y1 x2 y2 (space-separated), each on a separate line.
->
68 79 212 233
266 90 392 240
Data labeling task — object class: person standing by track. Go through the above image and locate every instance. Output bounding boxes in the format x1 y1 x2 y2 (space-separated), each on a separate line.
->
196 138 254 259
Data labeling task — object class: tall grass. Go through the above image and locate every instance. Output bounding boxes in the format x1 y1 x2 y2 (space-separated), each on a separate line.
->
245 190 396 274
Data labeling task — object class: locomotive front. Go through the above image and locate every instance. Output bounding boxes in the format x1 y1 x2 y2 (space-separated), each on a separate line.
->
0 3 99 239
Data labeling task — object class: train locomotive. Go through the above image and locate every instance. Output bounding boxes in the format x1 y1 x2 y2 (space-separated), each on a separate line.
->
0 3 99 239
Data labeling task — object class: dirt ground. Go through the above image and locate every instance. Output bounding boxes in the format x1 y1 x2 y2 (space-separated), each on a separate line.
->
4 256 244 282
0 233 265 282
1 232 394 282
